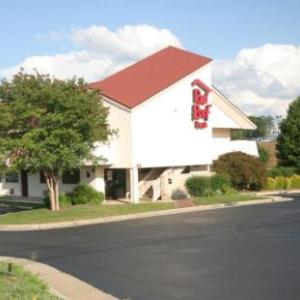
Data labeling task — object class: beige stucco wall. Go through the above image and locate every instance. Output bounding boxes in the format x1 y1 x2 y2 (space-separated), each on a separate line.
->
212 128 231 138
0 174 21 196
0 166 106 198
94 98 132 168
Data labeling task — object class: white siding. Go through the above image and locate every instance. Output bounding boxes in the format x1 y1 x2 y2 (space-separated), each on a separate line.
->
131 65 214 168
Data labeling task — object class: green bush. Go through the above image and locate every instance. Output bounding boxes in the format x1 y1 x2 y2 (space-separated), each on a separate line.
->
264 177 276 190
258 146 270 164
185 176 210 197
275 176 286 189
222 185 238 195
267 166 296 178
213 151 266 190
185 174 234 197
43 193 72 209
265 175 300 190
210 174 231 192
69 184 104 205
291 175 300 188
171 188 188 200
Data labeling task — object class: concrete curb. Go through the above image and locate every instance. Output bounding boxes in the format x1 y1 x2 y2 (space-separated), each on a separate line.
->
255 189 300 195
0 256 118 300
0 196 293 232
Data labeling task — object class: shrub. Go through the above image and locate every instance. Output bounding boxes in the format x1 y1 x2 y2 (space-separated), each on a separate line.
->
69 184 104 205
267 166 296 178
185 176 210 197
213 151 266 190
43 193 72 209
258 146 270 164
274 176 286 189
264 177 276 190
222 185 238 195
210 174 231 192
291 175 300 189
171 188 188 200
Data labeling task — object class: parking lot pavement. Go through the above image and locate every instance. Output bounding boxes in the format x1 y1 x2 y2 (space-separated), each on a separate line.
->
0 196 300 300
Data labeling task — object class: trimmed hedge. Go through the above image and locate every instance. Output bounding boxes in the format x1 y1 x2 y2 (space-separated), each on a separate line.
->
264 175 300 190
185 174 231 197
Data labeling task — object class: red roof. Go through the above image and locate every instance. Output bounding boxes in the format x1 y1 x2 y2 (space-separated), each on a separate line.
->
89 46 212 109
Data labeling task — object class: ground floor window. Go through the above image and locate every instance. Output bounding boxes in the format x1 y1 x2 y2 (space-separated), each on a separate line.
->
62 169 80 184
39 170 81 184
5 172 19 183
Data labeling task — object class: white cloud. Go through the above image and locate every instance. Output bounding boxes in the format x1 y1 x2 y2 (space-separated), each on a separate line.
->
1 29 298 118
71 24 182 60
0 24 182 82
213 44 300 116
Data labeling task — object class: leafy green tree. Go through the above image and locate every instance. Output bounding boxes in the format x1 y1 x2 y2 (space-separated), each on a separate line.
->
258 146 270 164
277 97 300 170
0 71 113 210
231 115 274 140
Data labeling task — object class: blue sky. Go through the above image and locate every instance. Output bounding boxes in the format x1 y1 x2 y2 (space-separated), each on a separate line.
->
0 0 299 116
1 0 299 67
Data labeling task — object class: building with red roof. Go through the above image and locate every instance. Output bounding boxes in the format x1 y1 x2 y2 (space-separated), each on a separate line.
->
0 47 258 202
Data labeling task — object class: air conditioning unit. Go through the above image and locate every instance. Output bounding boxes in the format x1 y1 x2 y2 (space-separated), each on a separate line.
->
43 190 48 197
9 188 15 195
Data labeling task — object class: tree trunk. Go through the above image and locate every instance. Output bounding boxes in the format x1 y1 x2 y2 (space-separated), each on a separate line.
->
44 172 60 211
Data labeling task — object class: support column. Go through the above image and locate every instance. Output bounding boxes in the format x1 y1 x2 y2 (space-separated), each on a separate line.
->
130 167 139 203
90 166 105 193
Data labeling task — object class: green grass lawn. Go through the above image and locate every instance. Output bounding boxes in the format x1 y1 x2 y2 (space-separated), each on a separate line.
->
193 193 264 205
0 202 175 225
0 193 265 225
0 261 60 300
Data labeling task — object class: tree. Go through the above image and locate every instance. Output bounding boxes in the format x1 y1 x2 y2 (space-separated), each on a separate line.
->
277 96 300 170
231 115 274 140
0 71 113 210
258 146 270 165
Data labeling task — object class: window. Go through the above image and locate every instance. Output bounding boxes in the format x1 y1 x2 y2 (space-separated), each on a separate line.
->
5 172 19 183
62 169 80 184
182 166 191 174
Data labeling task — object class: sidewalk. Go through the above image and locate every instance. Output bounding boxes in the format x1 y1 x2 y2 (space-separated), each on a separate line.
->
0 256 118 300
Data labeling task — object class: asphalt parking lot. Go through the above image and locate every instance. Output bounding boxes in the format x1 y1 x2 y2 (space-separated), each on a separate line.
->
0 195 300 300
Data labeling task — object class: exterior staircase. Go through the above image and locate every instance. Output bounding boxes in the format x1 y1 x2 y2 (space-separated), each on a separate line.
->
139 168 165 201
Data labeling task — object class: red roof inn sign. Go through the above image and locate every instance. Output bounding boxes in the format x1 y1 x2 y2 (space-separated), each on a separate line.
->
191 79 212 129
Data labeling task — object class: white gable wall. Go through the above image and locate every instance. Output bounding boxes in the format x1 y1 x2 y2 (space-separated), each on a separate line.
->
210 105 241 129
130 64 215 168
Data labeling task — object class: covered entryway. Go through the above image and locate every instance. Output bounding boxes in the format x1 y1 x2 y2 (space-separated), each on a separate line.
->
104 169 127 200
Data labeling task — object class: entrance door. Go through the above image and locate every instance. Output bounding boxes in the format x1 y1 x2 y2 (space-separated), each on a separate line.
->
20 170 28 197
104 169 126 199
